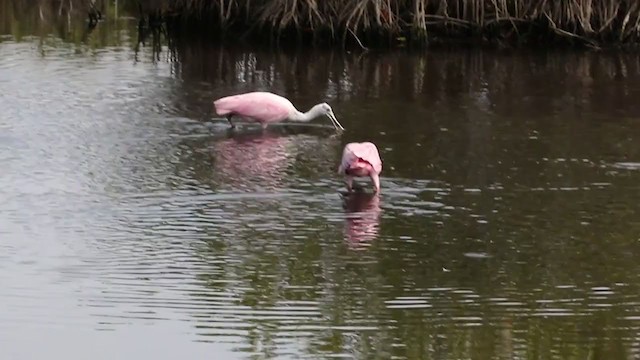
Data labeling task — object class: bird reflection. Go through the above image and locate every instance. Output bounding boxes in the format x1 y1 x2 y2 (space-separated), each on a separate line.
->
211 130 294 189
210 128 339 190
342 192 381 249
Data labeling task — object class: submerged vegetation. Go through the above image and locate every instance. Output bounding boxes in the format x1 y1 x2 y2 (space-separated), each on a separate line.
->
6 0 640 48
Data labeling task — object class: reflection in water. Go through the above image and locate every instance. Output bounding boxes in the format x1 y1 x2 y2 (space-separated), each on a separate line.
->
175 126 342 192
4 5 640 359
212 130 298 190
209 128 340 191
342 193 381 249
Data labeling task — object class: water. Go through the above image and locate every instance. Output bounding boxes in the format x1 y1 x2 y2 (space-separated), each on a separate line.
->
3 5 640 360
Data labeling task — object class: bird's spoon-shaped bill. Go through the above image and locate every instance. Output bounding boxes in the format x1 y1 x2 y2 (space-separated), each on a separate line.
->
328 110 345 131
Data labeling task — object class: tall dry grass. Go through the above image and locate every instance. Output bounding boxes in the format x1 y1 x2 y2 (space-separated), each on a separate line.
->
10 0 640 47
136 0 640 47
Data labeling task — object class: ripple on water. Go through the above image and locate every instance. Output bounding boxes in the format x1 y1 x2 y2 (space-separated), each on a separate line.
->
376 283 637 332
6 31 640 360
611 162 640 170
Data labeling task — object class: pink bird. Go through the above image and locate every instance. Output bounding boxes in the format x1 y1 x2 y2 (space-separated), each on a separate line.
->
213 91 345 130
338 142 383 193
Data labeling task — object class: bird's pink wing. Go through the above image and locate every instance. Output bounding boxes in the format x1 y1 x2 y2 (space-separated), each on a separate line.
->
339 145 359 174
341 142 382 174
214 92 293 122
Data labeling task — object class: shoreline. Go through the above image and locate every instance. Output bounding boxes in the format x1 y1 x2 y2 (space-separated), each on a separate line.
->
6 0 640 51
145 0 640 51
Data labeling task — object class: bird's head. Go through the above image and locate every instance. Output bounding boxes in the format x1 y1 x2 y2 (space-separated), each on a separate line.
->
311 103 345 131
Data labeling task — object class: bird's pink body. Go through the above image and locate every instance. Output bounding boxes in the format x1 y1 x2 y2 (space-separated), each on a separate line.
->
213 92 296 127
338 142 383 193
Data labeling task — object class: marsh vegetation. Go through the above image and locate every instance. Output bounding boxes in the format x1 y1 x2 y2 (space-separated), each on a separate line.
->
6 0 640 48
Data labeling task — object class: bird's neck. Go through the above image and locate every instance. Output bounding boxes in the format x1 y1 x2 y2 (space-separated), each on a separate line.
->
290 107 318 122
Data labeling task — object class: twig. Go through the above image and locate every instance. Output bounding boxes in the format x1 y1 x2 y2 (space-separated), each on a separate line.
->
424 14 476 27
597 2 620 34
348 28 368 51
484 16 532 26
543 12 600 48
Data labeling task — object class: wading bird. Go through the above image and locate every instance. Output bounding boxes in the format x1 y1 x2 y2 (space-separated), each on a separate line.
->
213 91 345 131
338 142 383 193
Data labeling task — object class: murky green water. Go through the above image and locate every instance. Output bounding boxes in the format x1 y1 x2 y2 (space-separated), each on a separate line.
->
3 4 640 360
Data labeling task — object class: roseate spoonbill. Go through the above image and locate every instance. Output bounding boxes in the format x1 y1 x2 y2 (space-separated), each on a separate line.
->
213 91 345 131
338 142 383 193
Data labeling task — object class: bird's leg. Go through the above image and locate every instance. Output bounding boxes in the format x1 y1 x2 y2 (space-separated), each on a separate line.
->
346 176 354 192
371 174 380 193
226 115 236 129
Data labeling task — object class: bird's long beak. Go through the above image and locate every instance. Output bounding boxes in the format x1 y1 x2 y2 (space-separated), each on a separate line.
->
328 110 345 131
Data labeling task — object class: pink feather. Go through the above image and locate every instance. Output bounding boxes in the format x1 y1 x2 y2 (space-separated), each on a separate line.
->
339 142 383 192
338 142 383 175
214 92 294 124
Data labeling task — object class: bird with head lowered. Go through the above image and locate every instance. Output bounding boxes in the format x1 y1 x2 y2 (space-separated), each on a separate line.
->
338 142 383 193
213 91 344 131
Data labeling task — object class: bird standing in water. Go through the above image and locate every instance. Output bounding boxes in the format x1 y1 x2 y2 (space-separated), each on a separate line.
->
338 142 383 193
213 91 345 131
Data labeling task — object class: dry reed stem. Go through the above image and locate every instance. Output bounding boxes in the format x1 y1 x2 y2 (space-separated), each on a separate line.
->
27 0 640 47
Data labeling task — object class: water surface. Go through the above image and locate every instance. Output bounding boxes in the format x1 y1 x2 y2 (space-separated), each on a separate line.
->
3 5 640 360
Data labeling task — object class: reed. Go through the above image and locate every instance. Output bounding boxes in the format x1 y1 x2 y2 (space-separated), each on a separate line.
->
132 0 640 48
12 0 640 48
